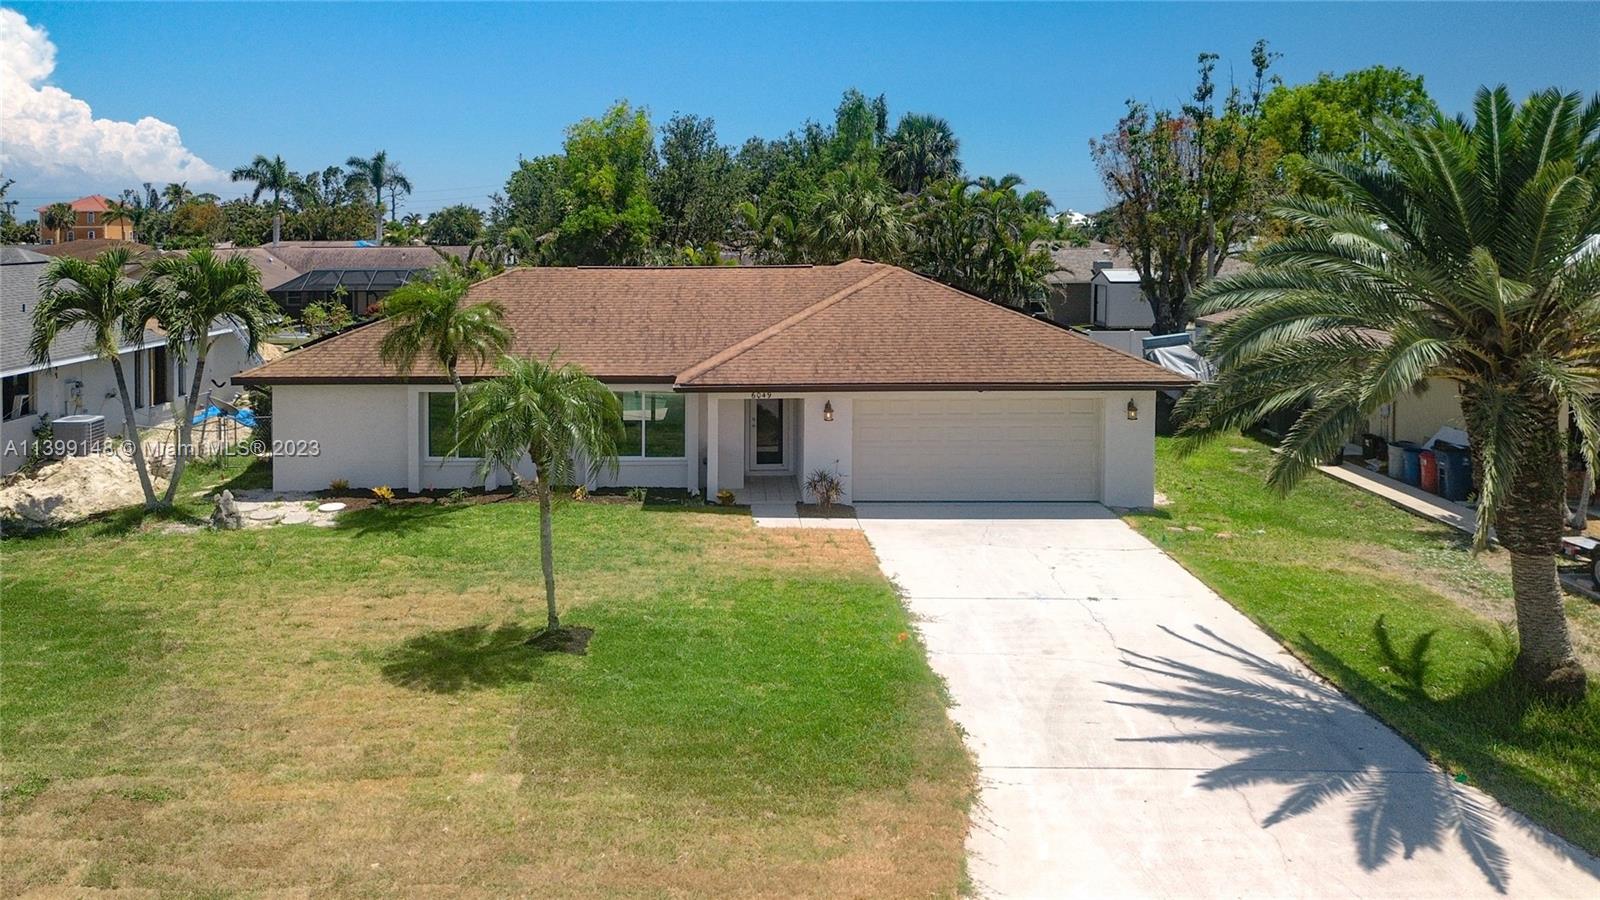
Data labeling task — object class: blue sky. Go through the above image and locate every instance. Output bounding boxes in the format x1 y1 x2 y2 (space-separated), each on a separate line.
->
4 2 1597 217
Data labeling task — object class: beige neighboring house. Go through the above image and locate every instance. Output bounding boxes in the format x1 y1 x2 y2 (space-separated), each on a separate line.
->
1 247 262 475
1194 307 1466 447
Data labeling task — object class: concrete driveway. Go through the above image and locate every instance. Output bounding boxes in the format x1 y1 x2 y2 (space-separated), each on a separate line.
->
856 503 1600 899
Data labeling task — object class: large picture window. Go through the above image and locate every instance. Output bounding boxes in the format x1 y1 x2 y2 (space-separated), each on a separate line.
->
617 391 685 458
425 392 480 459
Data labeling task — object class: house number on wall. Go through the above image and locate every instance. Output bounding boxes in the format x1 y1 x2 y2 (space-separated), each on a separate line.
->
749 391 772 399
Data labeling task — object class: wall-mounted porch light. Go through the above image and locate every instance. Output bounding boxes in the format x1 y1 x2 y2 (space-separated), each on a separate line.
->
1126 398 1139 421
822 400 835 422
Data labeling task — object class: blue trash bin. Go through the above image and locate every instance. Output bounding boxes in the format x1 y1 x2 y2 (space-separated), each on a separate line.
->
1387 441 1419 482
1400 444 1424 486
1433 442 1473 501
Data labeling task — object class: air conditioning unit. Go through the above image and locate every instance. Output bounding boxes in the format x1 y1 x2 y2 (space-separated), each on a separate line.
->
53 414 106 457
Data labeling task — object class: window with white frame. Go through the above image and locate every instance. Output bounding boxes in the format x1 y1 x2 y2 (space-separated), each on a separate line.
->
425 392 480 458
616 391 685 458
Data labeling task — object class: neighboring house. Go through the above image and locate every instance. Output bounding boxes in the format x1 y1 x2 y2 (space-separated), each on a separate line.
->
237 260 1191 506
1194 307 1466 447
1043 242 1129 324
33 195 134 245
219 243 469 317
32 238 153 263
1 246 261 475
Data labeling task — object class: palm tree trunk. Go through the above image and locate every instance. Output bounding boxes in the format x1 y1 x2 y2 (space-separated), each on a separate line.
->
536 472 559 632
1493 397 1587 699
271 193 281 246
161 344 208 506
110 356 160 508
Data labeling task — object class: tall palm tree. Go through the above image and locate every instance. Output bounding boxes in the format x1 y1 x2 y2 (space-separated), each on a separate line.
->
162 182 194 209
1177 86 1600 699
807 162 906 263
140 249 276 505
346 151 409 242
455 355 624 634
30 248 161 507
230 154 296 246
377 269 511 392
883 113 962 195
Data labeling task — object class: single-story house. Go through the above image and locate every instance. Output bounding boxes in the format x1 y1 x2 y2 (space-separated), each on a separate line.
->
2 246 262 475
1042 242 1129 325
218 243 471 318
236 260 1192 507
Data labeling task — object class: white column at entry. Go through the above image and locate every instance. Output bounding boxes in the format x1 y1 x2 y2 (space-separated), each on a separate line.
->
704 395 719 500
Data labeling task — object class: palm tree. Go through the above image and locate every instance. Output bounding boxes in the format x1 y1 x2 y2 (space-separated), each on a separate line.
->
39 202 74 241
456 354 624 634
140 249 276 505
1176 86 1599 699
806 162 906 263
230 154 296 246
883 113 962 195
346 151 410 242
105 183 168 246
162 182 194 208
30 248 161 507
377 269 510 392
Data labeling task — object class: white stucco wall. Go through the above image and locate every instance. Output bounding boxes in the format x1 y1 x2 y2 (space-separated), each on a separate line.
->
1099 390 1157 508
271 384 411 491
262 383 1160 507
2 330 261 475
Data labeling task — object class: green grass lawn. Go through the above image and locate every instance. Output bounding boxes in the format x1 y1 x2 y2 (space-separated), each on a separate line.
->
2 484 972 896
1127 434 1600 855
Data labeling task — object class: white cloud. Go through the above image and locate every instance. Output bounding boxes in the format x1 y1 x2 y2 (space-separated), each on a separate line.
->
0 9 226 199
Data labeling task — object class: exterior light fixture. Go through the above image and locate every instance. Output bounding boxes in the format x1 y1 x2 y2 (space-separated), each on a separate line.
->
1126 399 1139 421
823 400 835 422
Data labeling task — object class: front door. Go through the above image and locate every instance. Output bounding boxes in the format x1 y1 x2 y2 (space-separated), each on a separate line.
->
748 399 787 471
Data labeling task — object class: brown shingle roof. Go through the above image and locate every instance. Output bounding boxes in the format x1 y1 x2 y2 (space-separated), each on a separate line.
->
236 261 1190 390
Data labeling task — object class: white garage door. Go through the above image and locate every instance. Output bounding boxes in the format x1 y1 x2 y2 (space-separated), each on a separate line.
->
852 396 1102 501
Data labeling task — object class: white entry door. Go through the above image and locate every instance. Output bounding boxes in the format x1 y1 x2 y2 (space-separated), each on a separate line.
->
852 396 1101 501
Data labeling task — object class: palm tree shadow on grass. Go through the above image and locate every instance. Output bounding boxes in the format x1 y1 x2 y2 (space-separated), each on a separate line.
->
1101 623 1513 892
380 622 550 693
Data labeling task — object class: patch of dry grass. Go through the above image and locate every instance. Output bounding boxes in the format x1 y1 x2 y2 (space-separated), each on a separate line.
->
3 502 972 896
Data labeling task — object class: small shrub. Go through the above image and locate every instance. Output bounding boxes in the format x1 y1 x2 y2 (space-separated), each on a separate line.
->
372 485 396 505
716 488 736 507
572 485 588 501
626 486 647 502
445 487 469 506
329 478 350 493
804 468 845 509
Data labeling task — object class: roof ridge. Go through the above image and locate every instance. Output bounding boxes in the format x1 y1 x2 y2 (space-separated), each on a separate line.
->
676 265 894 385
894 267 1187 379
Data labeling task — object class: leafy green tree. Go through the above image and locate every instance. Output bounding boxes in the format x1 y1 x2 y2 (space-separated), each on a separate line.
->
491 154 566 260
651 114 744 251
377 269 510 392
1177 87 1600 699
230 154 296 246
1091 41 1281 333
139 249 276 505
290 165 372 241
831 89 889 165
30 248 160 507
424 204 485 245
456 355 624 634
168 199 226 242
805 162 904 263
106 183 169 246
733 198 803 264
219 199 276 246
345 150 410 242
883 113 962 194
1262 65 1436 193
554 102 660 264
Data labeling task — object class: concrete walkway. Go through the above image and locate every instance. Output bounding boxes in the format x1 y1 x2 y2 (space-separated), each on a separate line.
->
857 503 1600 899
1317 462 1480 537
